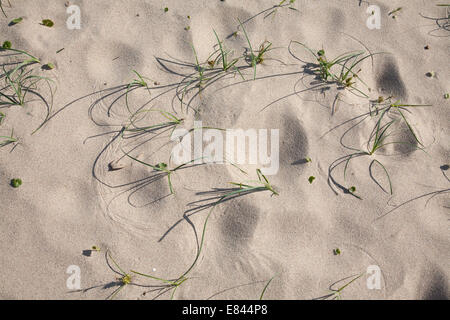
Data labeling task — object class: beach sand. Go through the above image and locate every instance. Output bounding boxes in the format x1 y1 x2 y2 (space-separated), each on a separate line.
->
0 0 448 299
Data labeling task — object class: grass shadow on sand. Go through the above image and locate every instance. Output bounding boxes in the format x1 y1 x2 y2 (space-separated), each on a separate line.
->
419 5 450 37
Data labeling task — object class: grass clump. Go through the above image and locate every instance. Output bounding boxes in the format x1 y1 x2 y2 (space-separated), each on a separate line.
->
328 98 430 197
184 169 279 217
290 41 378 98
170 33 247 112
239 19 272 80
0 45 55 133
213 30 240 72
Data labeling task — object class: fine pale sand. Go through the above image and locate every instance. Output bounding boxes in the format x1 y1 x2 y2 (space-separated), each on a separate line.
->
0 0 448 300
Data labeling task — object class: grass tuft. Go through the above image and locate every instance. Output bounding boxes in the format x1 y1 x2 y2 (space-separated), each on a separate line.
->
290 41 380 98
329 98 430 197
238 19 272 80
0 45 55 133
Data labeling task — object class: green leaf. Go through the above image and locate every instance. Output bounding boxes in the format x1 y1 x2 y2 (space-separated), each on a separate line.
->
10 178 22 188
308 176 315 184
41 19 54 27
10 17 23 25
44 62 55 70
156 163 168 170
2 41 12 49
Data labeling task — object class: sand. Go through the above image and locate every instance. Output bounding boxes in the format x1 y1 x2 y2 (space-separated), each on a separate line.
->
0 0 448 300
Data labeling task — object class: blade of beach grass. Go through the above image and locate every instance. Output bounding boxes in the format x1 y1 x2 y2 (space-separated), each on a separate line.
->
264 0 298 19
124 70 151 115
259 275 276 300
331 273 363 300
213 29 239 72
238 18 257 80
0 129 17 147
369 159 393 194
124 109 184 138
